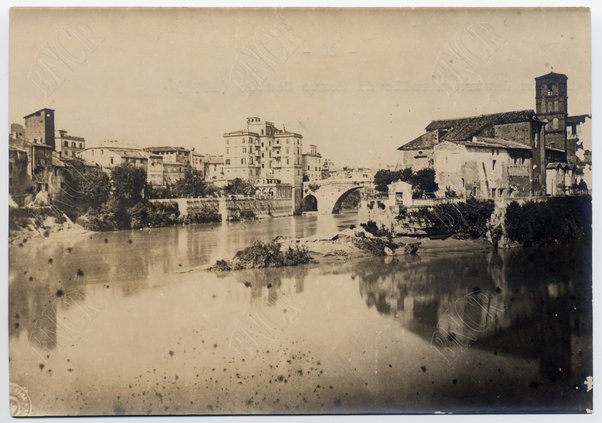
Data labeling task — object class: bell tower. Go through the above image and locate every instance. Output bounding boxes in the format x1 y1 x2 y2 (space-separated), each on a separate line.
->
535 72 568 152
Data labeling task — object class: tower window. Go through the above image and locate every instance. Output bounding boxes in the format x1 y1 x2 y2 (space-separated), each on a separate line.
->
547 84 554 96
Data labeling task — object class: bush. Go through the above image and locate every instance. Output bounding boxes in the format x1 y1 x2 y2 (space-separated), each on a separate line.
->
127 201 180 229
185 203 222 224
408 198 495 238
81 199 129 231
211 240 311 270
505 196 591 247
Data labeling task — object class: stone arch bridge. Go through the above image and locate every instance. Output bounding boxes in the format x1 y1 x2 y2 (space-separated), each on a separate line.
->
302 178 373 214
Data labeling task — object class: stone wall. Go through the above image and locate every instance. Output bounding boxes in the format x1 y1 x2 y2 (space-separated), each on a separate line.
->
151 196 293 221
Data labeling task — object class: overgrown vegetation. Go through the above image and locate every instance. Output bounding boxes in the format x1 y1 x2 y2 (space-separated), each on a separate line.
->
224 178 256 196
211 240 312 271
505 196 591 247
184 203 222 224
57 159 111 220
405 198 495 239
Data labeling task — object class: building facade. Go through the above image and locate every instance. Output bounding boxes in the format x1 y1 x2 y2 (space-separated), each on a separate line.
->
223 117 304 209
302 144 322 182
56 129 86 158
398 72 590 198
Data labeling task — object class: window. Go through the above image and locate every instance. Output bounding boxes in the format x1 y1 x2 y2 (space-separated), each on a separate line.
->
64 141 68 147
243 147 247 153
71 142 76 148
492 160 496 170
226 139 229 144
261 129 264 135
547 84 553 96
241 158 245 165
552 118 559 130
554 100 559 112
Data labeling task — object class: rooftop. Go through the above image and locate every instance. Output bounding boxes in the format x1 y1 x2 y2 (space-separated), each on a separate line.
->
23 108 55 119
535 72 568 81
143 146 190 153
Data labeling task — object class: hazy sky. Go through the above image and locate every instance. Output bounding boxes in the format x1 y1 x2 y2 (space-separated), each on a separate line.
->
10 8 591 167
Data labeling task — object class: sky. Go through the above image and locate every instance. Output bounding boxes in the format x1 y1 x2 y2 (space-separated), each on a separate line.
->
9 8 592 168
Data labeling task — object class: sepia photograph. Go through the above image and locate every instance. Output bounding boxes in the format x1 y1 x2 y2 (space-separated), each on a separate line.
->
5 5 594 417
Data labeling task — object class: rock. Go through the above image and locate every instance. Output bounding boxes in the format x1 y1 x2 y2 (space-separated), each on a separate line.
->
384 246 394 256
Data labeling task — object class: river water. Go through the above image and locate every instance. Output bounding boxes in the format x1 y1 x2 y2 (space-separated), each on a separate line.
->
8 212 592 415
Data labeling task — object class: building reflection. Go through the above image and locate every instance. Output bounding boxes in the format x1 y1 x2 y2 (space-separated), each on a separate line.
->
353 244 591 384
227 265 309 306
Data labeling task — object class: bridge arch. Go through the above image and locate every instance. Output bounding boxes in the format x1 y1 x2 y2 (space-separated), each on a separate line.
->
301 194 318 212
331 186 362 214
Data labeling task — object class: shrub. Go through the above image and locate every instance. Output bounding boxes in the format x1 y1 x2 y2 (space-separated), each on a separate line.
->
408 198 495 238
211 240 311 270
81 199 129 231
127 201 180 229
505 196 591 247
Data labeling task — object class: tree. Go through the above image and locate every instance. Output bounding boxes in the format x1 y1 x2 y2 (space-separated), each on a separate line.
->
111 163 147 206
59 159 111 217
373 167 413 192
409 168 438 198
173 166 208 198
374 169 399 192
224 178 256 195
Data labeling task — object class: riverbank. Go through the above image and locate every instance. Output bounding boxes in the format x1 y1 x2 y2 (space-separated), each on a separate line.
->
8 206 90 245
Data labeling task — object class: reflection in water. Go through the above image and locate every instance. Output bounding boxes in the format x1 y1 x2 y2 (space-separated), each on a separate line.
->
353 245 592 394
8 213 592 415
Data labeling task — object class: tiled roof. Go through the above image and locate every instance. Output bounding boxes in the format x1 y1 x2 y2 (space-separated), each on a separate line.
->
398 129 441 151
426 110 538 141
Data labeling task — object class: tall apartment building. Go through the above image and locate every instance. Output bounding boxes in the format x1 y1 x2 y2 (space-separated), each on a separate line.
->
302 144 322 182
223 117 304 208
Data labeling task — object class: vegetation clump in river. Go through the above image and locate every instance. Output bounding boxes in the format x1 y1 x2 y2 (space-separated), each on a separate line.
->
211 240 312 271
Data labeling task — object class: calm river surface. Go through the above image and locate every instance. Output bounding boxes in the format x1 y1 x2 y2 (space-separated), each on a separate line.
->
9 212 592 415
